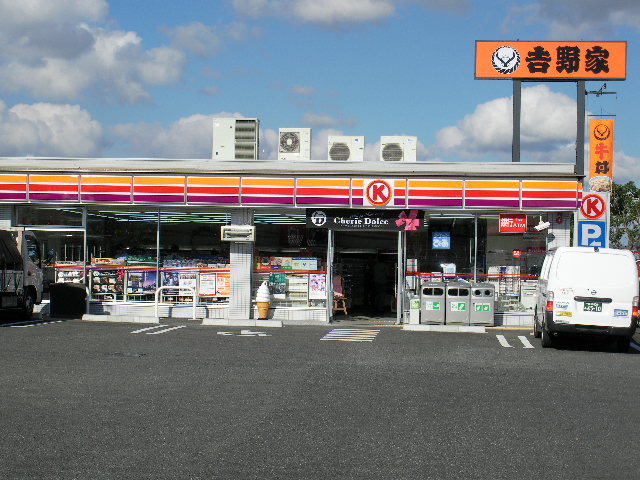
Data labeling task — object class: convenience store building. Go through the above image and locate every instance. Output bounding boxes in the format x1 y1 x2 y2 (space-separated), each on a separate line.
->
0 157 581 325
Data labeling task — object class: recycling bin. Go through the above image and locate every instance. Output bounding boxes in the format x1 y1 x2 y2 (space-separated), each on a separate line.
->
408 295 421 325
445 281 471 325
49 282 87 319
420 282 446 324
470 283 495 326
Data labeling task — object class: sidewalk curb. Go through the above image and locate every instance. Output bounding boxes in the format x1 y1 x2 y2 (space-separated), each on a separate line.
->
403 324 486 334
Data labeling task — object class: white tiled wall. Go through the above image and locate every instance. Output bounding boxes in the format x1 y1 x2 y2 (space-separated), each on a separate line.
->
229 209 254 320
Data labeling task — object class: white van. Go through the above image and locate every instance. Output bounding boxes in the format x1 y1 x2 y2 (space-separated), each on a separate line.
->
533 247 639 351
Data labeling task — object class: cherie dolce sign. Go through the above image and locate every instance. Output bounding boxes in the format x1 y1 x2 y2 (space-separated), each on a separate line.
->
475 41 627 80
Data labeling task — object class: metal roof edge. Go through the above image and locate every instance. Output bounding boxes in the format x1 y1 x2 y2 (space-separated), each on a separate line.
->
0 157 579 178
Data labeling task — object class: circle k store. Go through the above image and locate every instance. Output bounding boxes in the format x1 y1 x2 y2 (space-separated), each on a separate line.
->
0 157 581 326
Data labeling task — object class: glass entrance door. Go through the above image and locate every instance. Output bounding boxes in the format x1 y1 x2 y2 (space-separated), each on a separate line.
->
331 230 398 319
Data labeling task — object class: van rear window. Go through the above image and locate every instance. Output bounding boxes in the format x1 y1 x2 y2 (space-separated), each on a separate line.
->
556 252 636 286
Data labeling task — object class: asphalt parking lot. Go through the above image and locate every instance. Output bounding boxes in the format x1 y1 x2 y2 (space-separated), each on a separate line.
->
2 318 640 479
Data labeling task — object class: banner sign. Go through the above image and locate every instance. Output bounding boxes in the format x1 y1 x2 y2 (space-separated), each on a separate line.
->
499 213 528 233
575 192 610 247
588 118 614 192
307 209 425 231
475 41 627 80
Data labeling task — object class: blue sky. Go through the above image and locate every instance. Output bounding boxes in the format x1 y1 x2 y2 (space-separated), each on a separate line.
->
0 0 638 184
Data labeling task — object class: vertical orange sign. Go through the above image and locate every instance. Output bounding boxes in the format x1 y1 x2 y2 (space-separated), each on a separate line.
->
588 119 614 192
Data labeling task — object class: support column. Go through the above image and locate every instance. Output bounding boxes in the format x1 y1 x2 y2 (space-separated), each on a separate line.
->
228 208 254 321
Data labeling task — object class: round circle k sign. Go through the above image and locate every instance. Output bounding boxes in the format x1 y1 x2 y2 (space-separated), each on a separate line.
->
366 179 392 206
580 193 606 220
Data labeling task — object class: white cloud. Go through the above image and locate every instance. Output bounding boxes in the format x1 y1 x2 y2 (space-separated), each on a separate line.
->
292 85 316 96
435 85 576 161
161 22 223 57
303 113 357 128
200 85 220 95
504 0 640 37
232 0 469 25
292 0 395 24
112 113 236 158
0 0 107 25
613 150 640 185
0 100 105 157
0 1 186 102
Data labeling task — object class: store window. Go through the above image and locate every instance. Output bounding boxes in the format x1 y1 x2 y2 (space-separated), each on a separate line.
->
406 215 476 282
16 206 83 226
159 210 231 304
86 208 159 302
478 214 546 313
254 210 328 308
16 206 86 294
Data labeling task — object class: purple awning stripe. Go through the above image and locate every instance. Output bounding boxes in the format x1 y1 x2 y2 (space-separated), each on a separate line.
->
0 192 28 200
465 199 519 208
523 200 578 208
81 194 130 202
352 198 364 205
297 197 350 205
133 194 184 203
409 198 463 207
241 196 294 205
394 199 406 206
30 193 79 201
187 195 240 204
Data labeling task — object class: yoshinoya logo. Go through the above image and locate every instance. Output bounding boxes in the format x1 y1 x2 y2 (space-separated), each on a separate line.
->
365 179 392 206
310 210 327 227
491 45 520 74
593 123 611 141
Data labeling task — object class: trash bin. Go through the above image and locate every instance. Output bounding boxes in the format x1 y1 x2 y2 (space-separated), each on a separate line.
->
470 282 495 326
408 295 421 325
445 281 471 325
49 282 87 318
420 282 446 324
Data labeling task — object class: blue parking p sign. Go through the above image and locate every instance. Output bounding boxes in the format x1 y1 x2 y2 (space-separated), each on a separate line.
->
577 220 607 247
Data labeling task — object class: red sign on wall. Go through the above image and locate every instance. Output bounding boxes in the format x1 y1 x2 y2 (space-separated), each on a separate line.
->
499 214 527 233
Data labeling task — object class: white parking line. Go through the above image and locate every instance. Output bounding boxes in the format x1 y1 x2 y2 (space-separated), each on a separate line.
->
131 325 167 334
8 320 64 328
518 336 535 348
321 329 380 342
496 335 513 348
146 325 186 335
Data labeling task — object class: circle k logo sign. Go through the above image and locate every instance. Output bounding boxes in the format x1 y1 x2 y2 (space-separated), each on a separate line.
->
365 179 392 206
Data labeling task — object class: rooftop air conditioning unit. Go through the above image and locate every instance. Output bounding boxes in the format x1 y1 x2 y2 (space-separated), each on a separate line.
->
278 128 311 161
221 225 256 242
327 135 364 162
380 136 417 162
212 117 260 160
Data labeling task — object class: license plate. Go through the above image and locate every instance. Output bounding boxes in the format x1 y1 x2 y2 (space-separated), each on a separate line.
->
583 302 602 312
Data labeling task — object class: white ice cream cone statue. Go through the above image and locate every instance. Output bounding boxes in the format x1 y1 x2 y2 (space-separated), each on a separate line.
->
256 281 271 319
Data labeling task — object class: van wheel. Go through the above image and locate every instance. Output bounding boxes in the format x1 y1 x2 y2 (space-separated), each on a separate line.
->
20 292 35 320
616 336 631 353
540 326 554 348
533 311 541 338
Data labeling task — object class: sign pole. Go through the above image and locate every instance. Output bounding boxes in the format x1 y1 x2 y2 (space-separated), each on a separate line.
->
512 79 521 163
576 80 586 186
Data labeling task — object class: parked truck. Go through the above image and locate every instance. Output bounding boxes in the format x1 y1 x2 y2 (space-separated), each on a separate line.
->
0 228 43 319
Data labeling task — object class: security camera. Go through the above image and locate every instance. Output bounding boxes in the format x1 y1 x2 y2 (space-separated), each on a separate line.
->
534 221 551 231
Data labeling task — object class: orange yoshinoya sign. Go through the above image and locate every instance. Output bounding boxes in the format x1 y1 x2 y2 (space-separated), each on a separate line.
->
475 41 626 80
588 119 614 192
